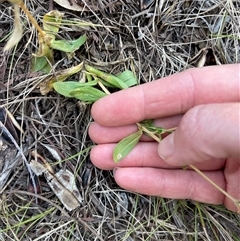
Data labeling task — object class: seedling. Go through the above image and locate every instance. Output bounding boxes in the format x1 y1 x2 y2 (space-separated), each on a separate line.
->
53 65 138 102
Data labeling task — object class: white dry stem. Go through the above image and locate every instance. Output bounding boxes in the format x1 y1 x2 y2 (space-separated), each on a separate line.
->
4 2 23 51
0 122 37 195
5 108 24 134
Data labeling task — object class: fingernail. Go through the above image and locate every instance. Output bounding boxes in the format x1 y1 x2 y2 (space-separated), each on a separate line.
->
113 167 118 177
158 133 175 159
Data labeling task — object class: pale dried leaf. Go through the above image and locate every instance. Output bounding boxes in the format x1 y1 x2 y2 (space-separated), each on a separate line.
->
29 160 46 176
140 0 155 10
55 169 83 204
5 108 24 134
54 0 91 12
41 143 62 161
189 47 222 67
29 160 82 211
39 62 84 95
4 3 23 51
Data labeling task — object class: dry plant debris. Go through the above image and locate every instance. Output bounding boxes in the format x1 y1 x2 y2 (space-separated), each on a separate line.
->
0 0 240 240
29 157 83 211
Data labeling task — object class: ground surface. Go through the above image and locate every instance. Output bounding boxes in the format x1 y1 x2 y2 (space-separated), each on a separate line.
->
0 0 240 240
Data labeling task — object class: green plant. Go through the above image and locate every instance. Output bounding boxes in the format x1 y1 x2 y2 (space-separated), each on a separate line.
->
53 65 240 214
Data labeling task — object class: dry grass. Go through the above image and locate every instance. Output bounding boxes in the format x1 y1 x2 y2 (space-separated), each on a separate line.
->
0 0 240 240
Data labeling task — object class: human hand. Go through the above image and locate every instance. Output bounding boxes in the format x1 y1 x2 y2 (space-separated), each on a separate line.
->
88 64 240 213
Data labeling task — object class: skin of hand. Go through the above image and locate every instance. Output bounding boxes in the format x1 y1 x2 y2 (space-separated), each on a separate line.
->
88 64 240 213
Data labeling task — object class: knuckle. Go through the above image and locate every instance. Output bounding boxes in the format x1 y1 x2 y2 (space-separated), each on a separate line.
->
178 105 207 145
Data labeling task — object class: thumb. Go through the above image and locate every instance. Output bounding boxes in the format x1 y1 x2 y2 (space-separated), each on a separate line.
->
158 103 240 166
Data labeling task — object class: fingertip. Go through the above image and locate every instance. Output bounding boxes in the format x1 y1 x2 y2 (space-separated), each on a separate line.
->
112 167 129 188
90 98 104 123
89 122 139 144
158 133 175 162
89 145 111 170
113 167 119 179
89 145 99 167
88 122 96 141
91 95 116 125
88 122 107 143
90 144 122 170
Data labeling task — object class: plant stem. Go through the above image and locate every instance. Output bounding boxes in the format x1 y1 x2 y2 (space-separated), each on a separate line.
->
137 123 161 143
97 79 111 95
138 122 240 213
137 123 176 141
164 127 177 132
189 164 240 213
19 1 45 39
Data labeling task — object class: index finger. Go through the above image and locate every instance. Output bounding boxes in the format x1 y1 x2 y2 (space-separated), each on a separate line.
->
91 64 240 126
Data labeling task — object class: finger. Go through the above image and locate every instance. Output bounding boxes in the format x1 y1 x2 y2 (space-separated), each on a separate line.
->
154 114 182 129
89 115 182 144
224 157 240 213
113 167 225 206
90 142 225 170
91 64 240 126
158 103 240 166
89 122 138 144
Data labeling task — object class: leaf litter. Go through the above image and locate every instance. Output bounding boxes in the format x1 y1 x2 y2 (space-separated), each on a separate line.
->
0 0 240 240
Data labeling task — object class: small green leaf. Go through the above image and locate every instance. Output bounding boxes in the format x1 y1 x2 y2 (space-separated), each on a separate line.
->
140 120 166 135
144 126 166 135
50 34 87 53
117 70 138 87
113 129 143 163
69 86 107 102
31 56 52 73
140 119 153 126
53 80 97 97
85 65 128 89
31 39 54 74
